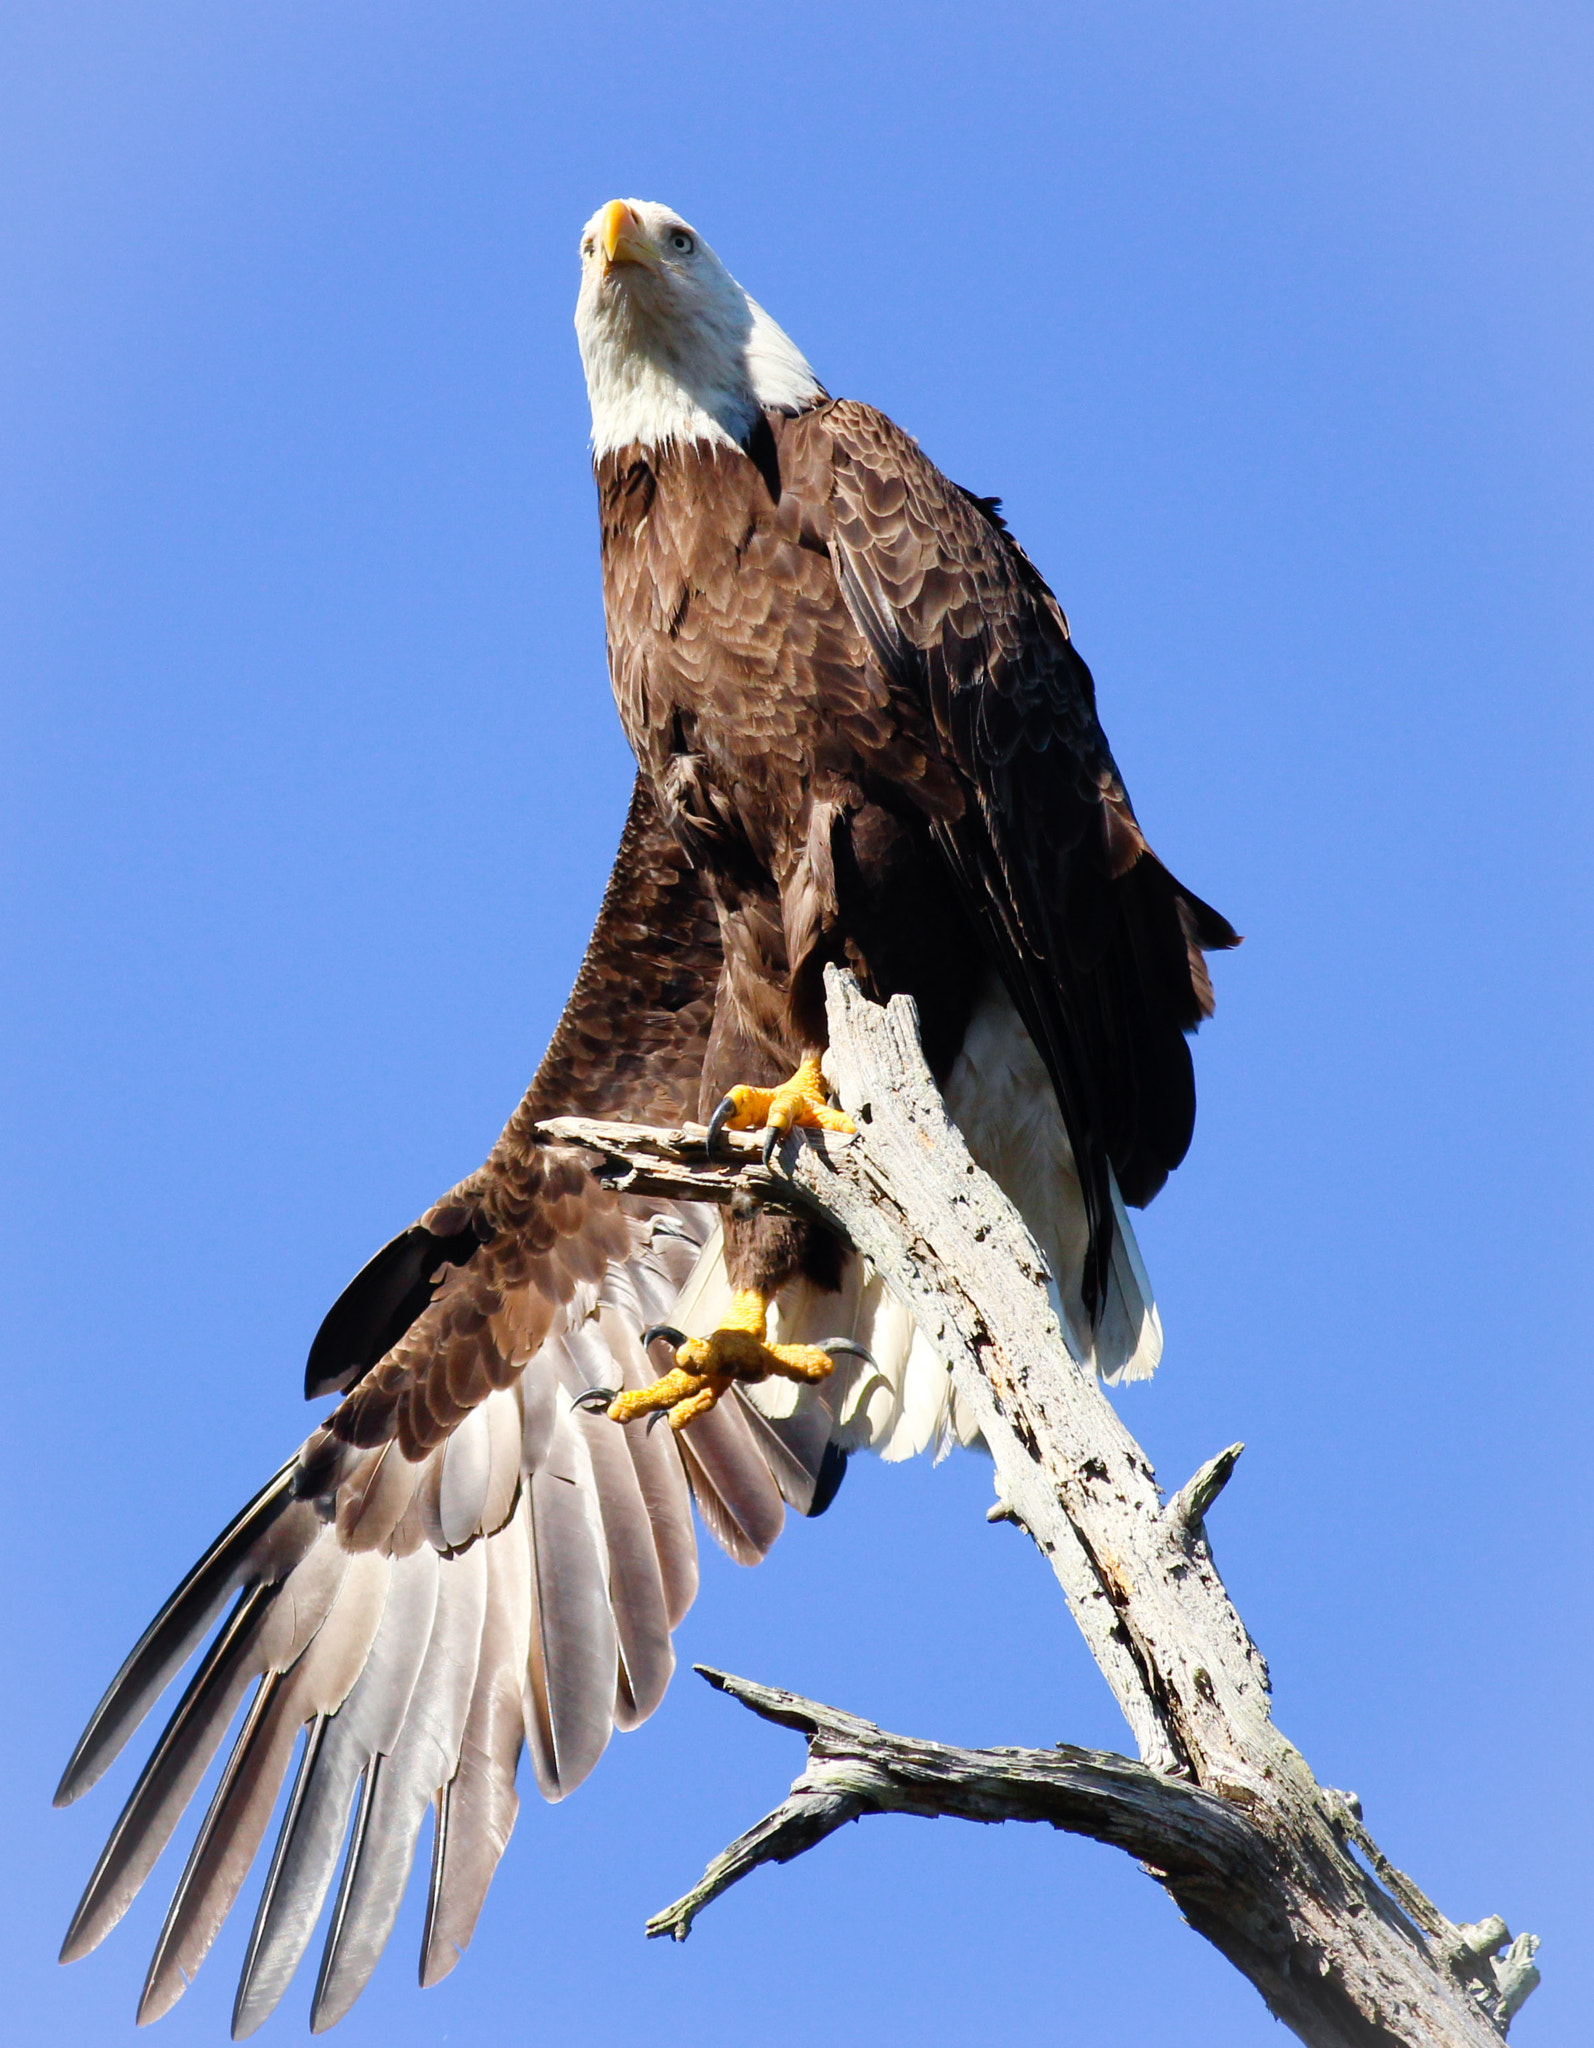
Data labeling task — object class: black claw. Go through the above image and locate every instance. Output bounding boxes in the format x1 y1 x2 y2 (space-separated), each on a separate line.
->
705 1096 738 1156
641 1324 687 1354
761 1122 782 1168
646 1411 669 1434
571 1386 620 1414
818 1339 876 1367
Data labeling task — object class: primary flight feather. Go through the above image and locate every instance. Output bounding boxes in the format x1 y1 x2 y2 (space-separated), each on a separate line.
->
58 198 1236 2032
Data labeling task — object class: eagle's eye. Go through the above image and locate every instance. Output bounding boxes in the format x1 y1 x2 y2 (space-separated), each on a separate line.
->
581 237 596 257
668 230 695 255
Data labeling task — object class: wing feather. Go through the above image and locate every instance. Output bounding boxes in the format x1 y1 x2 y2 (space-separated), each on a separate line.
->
569 1397 674 1730
61 771 955 2034
136 1550 391 2023
436 1404 493 1554
60 1583 279 1966
230 1548 438 2038
54 1461 308 1807
61 1532 353 1967
608 1319 699 1630
523 1417 617 1800
674 1393 786 1564
419 1523 531 1987
309 1540 488 2030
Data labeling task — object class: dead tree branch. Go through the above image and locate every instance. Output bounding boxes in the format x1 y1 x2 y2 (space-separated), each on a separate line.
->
645 1667 1273 1944
547 969 1539 2047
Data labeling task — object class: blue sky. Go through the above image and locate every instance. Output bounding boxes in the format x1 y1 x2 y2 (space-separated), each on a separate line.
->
4 4 1590 2042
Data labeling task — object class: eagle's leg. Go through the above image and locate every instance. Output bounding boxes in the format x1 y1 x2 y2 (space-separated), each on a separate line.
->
606 1287 834 1433
708 1052 855 1165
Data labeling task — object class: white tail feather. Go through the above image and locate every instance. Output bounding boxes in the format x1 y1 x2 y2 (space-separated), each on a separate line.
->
1098 1170 1163 1384
943 973 1163 1386
670 1226 739 1346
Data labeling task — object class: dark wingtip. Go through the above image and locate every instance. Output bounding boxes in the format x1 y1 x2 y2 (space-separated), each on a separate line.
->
1179 884 1242 955
54 1462 299 1809
805 1442 850 1518
304 1222 481 1402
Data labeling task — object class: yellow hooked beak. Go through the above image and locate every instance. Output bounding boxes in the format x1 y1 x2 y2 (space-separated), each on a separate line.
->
598 199 660 272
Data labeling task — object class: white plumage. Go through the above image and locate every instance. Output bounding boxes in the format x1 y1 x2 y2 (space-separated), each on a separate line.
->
575 198 824 460
945 974 1162 1384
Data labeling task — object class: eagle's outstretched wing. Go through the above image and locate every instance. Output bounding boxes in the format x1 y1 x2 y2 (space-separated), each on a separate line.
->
54 776 846 2034
787 400 1238 1314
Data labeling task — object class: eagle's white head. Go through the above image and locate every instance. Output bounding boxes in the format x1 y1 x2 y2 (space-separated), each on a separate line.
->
574 199 824 460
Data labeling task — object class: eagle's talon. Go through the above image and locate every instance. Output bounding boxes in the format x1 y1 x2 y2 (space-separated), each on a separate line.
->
707 1054 855 1165
606 1365 721 1428
605 1287 843 1433
705 1095 738 1156
571 1386 619 1413
819 1338 875 1367
641 1323 687 1353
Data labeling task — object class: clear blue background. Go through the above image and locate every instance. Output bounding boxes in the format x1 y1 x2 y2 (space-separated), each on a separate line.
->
5 5 1589 2043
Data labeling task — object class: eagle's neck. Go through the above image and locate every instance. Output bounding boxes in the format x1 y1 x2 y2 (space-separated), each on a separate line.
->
585 348 754 462
580 292 825 462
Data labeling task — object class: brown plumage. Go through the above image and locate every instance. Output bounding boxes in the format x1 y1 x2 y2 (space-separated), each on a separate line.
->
58 197 1237 2031
599 397 1235 1314
323 775 720 1456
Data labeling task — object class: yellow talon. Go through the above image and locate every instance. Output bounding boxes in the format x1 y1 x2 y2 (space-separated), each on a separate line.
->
607 1289 835 1433
662 1382 729 1430
607 1367 723 1429
608 1056 853 1436
717 1053 855 1153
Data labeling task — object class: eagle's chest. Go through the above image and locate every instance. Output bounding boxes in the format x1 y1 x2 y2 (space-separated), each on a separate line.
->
597 442 843 851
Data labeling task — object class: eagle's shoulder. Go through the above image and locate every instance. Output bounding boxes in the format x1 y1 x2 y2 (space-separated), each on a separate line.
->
775 398 1049 658
780 398 1008 527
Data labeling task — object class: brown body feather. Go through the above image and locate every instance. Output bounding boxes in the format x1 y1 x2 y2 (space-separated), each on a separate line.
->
599 399 1236 1311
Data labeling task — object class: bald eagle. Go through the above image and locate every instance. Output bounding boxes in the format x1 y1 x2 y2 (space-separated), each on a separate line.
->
57 198 1236 2032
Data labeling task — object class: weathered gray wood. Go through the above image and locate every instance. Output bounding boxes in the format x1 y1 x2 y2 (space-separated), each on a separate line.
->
1167 1441 1246 1539
646 1668 1274 1944
534 1114 819 1211
555 971 1539 2044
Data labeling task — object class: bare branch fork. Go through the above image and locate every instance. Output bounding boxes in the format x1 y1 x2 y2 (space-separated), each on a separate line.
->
539 969 1539 2048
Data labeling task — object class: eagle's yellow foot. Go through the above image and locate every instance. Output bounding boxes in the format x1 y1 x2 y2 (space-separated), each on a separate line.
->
707 1053 854 1166
605 1289 837 1433
605 1365 733 1432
